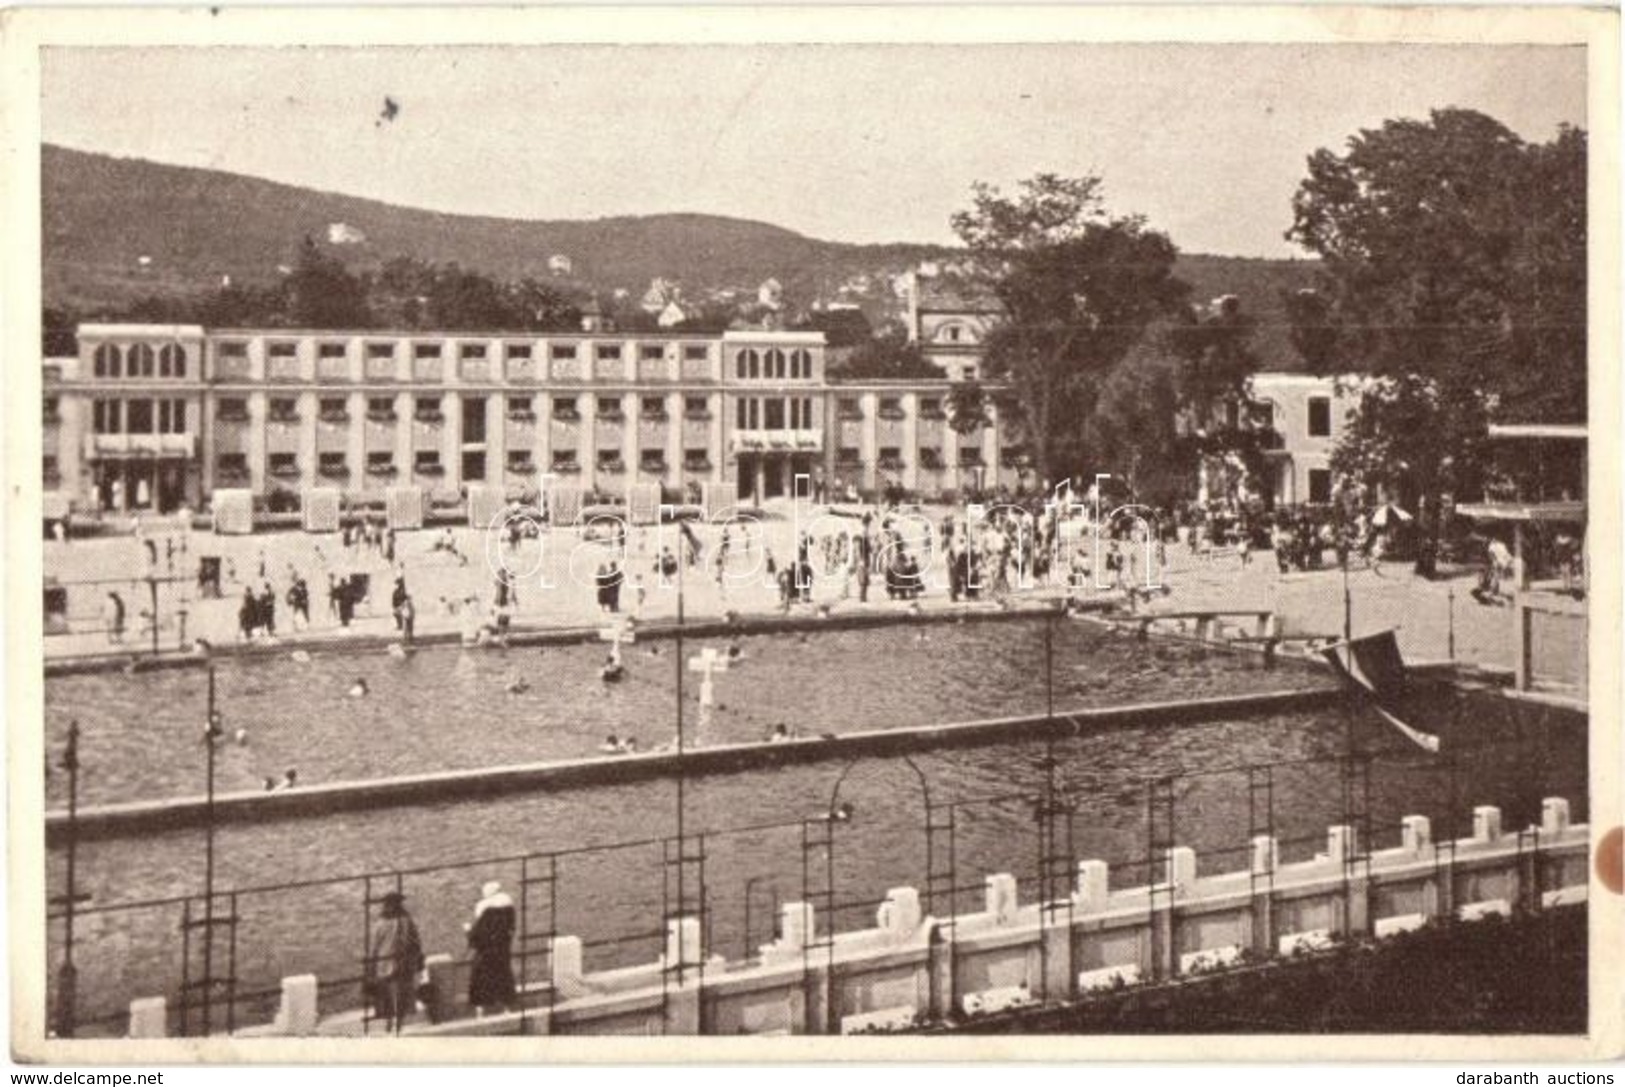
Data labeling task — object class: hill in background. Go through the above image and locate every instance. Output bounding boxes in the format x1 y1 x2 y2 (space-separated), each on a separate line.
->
42 144 1320 367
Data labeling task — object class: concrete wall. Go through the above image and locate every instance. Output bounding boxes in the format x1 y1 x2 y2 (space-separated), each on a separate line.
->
122 797 1589 1038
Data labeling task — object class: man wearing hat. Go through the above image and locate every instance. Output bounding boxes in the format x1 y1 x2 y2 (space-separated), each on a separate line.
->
369 890 425 1031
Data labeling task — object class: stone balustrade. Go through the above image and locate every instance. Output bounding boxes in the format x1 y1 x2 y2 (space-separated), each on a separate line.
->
122 798 1588 1038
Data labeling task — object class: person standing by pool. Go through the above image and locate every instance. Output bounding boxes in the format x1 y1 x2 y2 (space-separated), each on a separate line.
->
258 581 278 638
104 591 126 645
239 586 259 641
368 891 425 1031
465 881 517 1017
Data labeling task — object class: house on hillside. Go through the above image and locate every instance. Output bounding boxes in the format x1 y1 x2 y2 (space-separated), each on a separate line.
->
548 254 573 276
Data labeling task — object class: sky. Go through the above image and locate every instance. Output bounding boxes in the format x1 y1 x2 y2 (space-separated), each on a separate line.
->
42 43 1587 258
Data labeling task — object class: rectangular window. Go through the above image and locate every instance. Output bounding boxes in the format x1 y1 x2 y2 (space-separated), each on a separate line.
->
158 399 187 434
505 343 533 360
218 341 249 359
1308 468 1333 504
43 396 60 424
640 344 665 361
597 396 624 420
959 446 984 467
216 452 248 475
919 397 945 420
268 452 299 477
126 399 155 434
319 396 348 422
217 397 249 422
508 396 535 421
640 449 667 471
318 342 347 359
318 451 348 478
736 398 747 429
920 447 945 469
878 397 905 421
764 398 786 430
93 400 119 434
551 449 579 471
553 397 580 421
684 396 710 419
1307 396 1332 438
366 342 395 359
413 343 443 359
597 448 625 470
837 447 862 466
460 343 487 360
269 397 298 422
595 344 623 361
43 455 59 482
683 345 708 361
641 396 667 420
415 396 444 423
550 344 578 361
268 341 298 358
462 449 487 481
367 451 396 476
462 396 488 444
367 396 396 421
838 397 863 421
684 448 711 471
507 449 535 472
414 450 443 474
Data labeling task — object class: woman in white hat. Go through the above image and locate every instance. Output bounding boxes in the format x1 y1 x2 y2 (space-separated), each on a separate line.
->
466 881 517 1016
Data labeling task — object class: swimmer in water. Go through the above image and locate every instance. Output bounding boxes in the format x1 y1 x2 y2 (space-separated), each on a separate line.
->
600 655 625 683
726 642 745 662
599 734 622 754
347 677 369 698
505 674 530 695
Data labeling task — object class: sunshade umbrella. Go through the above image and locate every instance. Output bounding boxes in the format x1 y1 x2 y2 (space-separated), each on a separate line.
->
1371 503 1413 528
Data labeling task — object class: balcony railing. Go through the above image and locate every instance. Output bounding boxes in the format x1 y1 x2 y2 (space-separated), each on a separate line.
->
366 409 398 424
366 462 399 478
318 410 351 425
507 410 538 424
683 457 713 472
317 463 349 480
268 462 301 480
414 462 446 476
552 408 581 423
414 410 445 425
597 457 627 473
551 460 581 474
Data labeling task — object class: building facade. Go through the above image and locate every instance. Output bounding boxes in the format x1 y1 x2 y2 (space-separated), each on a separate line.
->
46 323 1025 515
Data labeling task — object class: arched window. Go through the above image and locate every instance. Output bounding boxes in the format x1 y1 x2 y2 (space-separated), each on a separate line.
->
93 344 122 379
737 349 759 380
159 344 187 378
791 349 811 379
128 343 155 377
766 349 785 379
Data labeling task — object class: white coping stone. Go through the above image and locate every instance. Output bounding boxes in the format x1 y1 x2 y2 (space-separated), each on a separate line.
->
1078 964 1141 992
1374 913 1428 939
1167 847 1197 895
984 873 1018 925
1473 806 1503 842
664 916 702 967
840 1005 917 1035
777 902 813 951
1541 798 1571 836
876 887 921 939
1326 825 1355 862
1543 886 1587 909
128 996 168 1039
1250 836 1279 875
962 984 1034 1016
277 974 319 1035
1459 898 1511 922
1277 929 1334 956
1074 860 1109 910
1401 815 1432 853
1179 944 1243 974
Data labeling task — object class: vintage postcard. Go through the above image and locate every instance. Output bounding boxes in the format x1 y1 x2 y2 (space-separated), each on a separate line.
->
2 4 1619 1065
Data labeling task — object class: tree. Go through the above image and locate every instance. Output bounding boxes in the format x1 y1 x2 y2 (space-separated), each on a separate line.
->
287 236 370 328
1286 109 1586 573
947 381 990 436
951 175 1188 488
835 327 945 380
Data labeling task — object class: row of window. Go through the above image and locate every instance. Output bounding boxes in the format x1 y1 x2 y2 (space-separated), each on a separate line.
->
734 348 815 381
218 340 717 363
217 448 719 480
91 398 189 435
222 394 718 425
92 344 190 379
734 397 817 431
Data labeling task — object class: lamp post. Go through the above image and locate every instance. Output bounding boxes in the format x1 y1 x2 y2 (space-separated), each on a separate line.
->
201 665 224 1034
51 722 85 1038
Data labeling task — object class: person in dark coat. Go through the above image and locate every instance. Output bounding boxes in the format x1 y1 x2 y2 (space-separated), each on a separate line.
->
368 891 424 1031
258 583 277 637
238 586 259 641
465 881 517 1015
